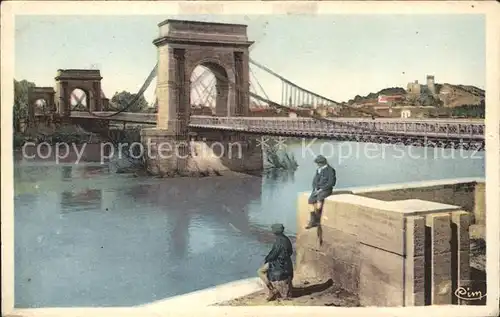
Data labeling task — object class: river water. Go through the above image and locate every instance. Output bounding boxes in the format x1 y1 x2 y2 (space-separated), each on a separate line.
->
13 140 484 307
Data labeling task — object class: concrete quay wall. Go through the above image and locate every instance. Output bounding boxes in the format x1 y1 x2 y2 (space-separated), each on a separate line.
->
352 178 485 225
296 178 484 307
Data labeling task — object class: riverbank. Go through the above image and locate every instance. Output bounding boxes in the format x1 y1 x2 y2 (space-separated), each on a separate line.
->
13 124 101 150
216 227 486 306
215 275 360 307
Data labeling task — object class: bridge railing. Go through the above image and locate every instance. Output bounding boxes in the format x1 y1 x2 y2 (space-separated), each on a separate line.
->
189 116 484 140
63 112 484 140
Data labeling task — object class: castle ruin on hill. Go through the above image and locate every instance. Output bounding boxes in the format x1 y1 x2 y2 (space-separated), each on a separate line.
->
407 75 437 96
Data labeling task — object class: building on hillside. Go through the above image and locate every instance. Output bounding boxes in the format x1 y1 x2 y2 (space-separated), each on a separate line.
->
407 75 437 96
377 95 406 104
249 106 288 117
401 109 411 118
326 106 338 116
294 107 315 117
353 104 432 119
352 99 378 107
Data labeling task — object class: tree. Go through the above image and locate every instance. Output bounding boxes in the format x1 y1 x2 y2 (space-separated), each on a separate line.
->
451 101 485 118
13 79 36 132
353 95 362 102
110 91 149 113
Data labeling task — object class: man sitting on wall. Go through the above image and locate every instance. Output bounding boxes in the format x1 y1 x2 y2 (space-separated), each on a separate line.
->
305 155 336 229
257 223 294 301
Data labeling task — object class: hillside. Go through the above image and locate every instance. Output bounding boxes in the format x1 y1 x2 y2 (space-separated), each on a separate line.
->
347 87 406 104
346 83 484 108
436 83 485 108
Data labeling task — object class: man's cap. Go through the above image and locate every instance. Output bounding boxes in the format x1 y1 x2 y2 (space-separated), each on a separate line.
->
314 155 327 164
271 223 285 234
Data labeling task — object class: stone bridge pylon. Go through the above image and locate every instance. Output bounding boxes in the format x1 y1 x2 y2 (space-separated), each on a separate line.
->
54 69 103 116
27 69 109 126
27 87 56 124
141 19 263 176
153 19 252 135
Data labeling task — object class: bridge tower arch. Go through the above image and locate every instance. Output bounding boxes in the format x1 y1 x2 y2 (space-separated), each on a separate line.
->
142 19 262 176
27 87 55 124
54 69 103 117
153 19 253 137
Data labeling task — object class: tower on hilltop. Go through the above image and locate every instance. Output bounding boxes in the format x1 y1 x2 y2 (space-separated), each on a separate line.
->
427 75 436 95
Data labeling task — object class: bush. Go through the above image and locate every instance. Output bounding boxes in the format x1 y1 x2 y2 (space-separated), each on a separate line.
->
264 146 298 171
451 103 485 118
13 133 26 149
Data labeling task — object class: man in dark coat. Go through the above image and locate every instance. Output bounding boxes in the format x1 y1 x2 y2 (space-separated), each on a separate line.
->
257 223 294 301
306 155 336 229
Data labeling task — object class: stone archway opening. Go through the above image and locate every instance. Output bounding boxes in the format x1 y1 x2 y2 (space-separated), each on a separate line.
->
190 65 215 115
70 88 88 111
34 99 48 115
189 63 229 117
27 87 56 124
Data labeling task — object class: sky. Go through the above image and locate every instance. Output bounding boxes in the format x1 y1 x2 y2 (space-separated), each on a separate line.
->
15 14 485 105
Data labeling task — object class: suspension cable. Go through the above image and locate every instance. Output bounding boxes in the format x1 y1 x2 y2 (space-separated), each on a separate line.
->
84 63 158 118
249 58 340 106
78 53 387 134
192 69 215 106
81 59 389 134
70 91 87 111
250 66 270 101
198 77 216 108
249 58 386 118
204 65 395 134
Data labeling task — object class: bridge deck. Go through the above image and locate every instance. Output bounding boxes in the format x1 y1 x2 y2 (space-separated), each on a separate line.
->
189 116 484 140
66 111 483 124
36 112 485 140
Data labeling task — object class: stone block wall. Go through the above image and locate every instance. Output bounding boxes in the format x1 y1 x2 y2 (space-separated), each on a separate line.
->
473 182 485 225
140 128 263 176
351 179 485 225
190 129 263 173
140 128 189 176
296 191 473 307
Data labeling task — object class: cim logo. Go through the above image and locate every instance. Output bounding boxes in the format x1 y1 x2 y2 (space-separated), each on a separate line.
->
453 280 487 303
454 286 487 301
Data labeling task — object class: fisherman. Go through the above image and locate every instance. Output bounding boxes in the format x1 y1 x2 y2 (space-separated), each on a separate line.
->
305 155 337 229
257 223 294 301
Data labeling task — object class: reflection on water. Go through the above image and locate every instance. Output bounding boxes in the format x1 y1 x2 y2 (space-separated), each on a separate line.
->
60 189 103 214
264 169 296 183
61 166 72 180
13 141 484 307
15 163 266 307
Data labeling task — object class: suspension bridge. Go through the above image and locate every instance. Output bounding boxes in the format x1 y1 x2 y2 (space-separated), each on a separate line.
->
30 19 484 175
